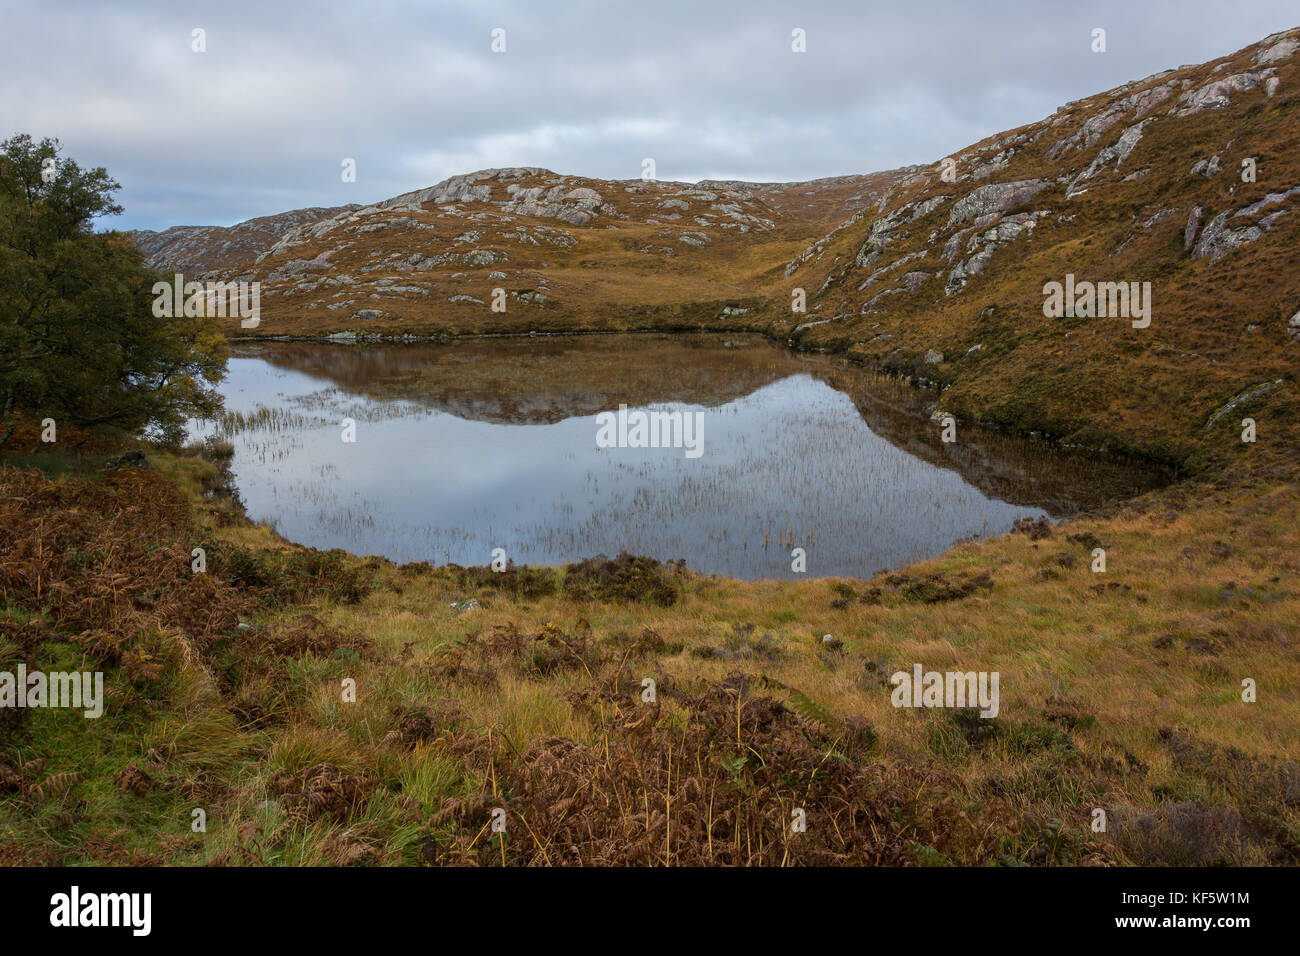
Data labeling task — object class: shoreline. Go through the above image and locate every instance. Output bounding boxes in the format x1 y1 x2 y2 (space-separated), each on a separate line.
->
228 324 1190 475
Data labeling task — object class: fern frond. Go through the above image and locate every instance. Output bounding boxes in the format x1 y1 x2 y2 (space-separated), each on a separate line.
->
788 690 836 729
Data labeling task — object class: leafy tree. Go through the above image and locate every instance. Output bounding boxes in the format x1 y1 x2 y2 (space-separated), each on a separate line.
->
0 134 226 448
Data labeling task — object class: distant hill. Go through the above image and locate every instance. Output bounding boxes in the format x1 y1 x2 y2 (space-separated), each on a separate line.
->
128 165 911 339
128 204 360 277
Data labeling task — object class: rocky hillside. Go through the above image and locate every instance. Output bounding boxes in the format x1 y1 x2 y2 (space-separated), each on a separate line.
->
779 26 1300 469
132 26 1300 470
134 167 907 338
129 204 359 276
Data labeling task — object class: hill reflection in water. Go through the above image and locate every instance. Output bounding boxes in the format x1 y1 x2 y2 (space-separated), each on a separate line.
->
194 334 1170 578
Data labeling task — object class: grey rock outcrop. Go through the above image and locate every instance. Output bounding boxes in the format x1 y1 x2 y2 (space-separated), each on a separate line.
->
945 210 1047 295
1253 36 1298 65
1193 186 1300 260
948 180 1050 226
1045 81 1176 161
1193 211 1261 261
130 204 358 275
1174 70 1276 115
1204 380 1284 428
1191 155 1223 177
1067 121 1151 197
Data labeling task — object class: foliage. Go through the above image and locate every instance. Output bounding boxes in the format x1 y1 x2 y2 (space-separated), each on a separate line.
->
0 134 226 448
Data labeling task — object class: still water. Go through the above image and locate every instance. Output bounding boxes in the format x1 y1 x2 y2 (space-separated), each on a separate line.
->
193 334 1167 579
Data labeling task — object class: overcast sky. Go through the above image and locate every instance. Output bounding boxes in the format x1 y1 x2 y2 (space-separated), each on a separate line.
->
4 0 1296 231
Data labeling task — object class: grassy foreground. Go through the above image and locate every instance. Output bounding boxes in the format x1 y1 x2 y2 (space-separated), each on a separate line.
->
1 427 1297 866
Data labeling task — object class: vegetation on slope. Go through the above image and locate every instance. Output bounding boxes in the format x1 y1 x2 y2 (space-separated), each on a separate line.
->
0 443 1295 865
2 27 1299 867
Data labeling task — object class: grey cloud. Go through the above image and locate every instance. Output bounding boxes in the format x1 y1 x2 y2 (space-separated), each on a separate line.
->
3 0 1295 229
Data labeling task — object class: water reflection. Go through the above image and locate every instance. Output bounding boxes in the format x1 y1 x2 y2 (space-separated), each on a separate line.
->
194 334 1169 579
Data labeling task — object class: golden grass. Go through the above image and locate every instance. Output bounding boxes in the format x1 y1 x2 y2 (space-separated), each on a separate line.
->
1 443 1296 865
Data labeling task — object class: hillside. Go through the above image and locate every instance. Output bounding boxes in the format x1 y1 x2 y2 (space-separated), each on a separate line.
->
138 168 907 339
782 27 1300 471
132 27 1300 476
129 204 360 277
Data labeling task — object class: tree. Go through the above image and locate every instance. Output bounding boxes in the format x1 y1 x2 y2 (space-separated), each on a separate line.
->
0 134 226 448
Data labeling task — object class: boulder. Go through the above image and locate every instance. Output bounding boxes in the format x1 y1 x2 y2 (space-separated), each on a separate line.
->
1184 206 1204 249
1191 155 1223 178
104 450 151 470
